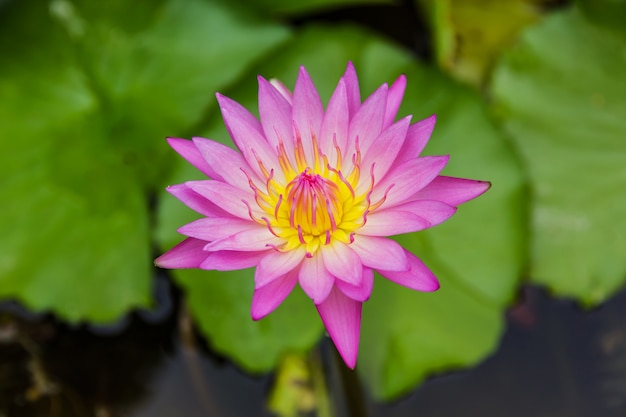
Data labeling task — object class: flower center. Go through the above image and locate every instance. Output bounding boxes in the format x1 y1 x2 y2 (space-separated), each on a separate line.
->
245 131 389 255
285 168 343 238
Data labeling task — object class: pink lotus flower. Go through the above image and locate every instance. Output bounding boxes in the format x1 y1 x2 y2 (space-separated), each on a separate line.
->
156 63 489 368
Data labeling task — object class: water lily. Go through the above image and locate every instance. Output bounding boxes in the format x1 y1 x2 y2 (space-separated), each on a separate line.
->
156 63 489 368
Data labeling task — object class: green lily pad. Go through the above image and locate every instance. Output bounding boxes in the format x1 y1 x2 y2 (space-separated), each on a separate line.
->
158 24 525 397
491 6 626 304
0 0 289 322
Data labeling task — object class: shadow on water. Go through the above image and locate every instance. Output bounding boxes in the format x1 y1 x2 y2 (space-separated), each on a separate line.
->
0 273 275 417
371 285 626 417
2 278 626 416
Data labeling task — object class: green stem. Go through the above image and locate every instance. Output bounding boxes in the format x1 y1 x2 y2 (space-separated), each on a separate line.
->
316 339 369 417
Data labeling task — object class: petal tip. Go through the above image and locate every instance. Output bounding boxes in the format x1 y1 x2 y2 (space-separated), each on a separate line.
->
250 307 265 321
316 287 362 370
341 351 357 369
425 277 441 292
166 137 187 148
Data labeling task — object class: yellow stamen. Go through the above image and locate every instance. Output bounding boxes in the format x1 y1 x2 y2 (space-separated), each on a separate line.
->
246 127 380 254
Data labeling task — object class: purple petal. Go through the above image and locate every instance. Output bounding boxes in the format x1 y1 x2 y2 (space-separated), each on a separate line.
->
319 78 349 156
341 62 361 117
383 74 407 128
390 200 457 227
167 137 215 178
216 94 282 182
215 93 263 134
255 247 306 288
361 200 456 236
298 255 335 304
155 238 208 269
377 250 439 292
269 79 293 104
292 66 324 165
204 227 281 252
321 242 363 286
186 180 256 220
412 176 491 206
359 210 430 236
395 115 436 165
192 137 255 190
166 184 230 218
251 269 299 320
258 76 294 156
200 250 267 271
348 83 387 157
370 155 449 209
335 267 374 302
360 116 411 184
178 217 258 241
316 286 362 369
351 235 409 271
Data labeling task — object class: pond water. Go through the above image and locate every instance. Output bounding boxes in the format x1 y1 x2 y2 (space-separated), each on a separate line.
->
1 278 625 417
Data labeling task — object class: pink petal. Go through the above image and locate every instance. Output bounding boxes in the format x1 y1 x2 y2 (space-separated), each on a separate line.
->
391 200 457 227
377 250 439 292
200 250 267 271
348 83 387 157
319 78 349 156
321 242 363 286
292 66 324 165
155 238 208 269
395 115 436 165
351 235 409 271
204 227 282 252
192 137 255 190
383 74 407 128
166 184 230 218
167 137 217 178
251 269 299 320
298 255 335 304
335 267 374 302
258 76 294 156
186 180 255 220
215 93 263 134
316 286 362 369
341 62 361 117
269 79 293 104
216 94 282 182
255 247 306 288
370 155 449 209
178 217 258 241
359 210 430 236
413 176 491 206
360 116 411 185
361 200 456 236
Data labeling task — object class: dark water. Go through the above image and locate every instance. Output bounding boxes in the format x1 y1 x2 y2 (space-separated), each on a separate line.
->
370 286 626 417
2 278 626 417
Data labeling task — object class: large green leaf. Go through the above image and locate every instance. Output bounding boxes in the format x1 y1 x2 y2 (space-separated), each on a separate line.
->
0 0 289 322
158 25 525 396
491 7 626 305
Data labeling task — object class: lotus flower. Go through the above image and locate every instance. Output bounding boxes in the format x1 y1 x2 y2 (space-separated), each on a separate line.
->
156 63 489 368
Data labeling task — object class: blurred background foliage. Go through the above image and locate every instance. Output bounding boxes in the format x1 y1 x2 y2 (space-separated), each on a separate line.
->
1 0 624 403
